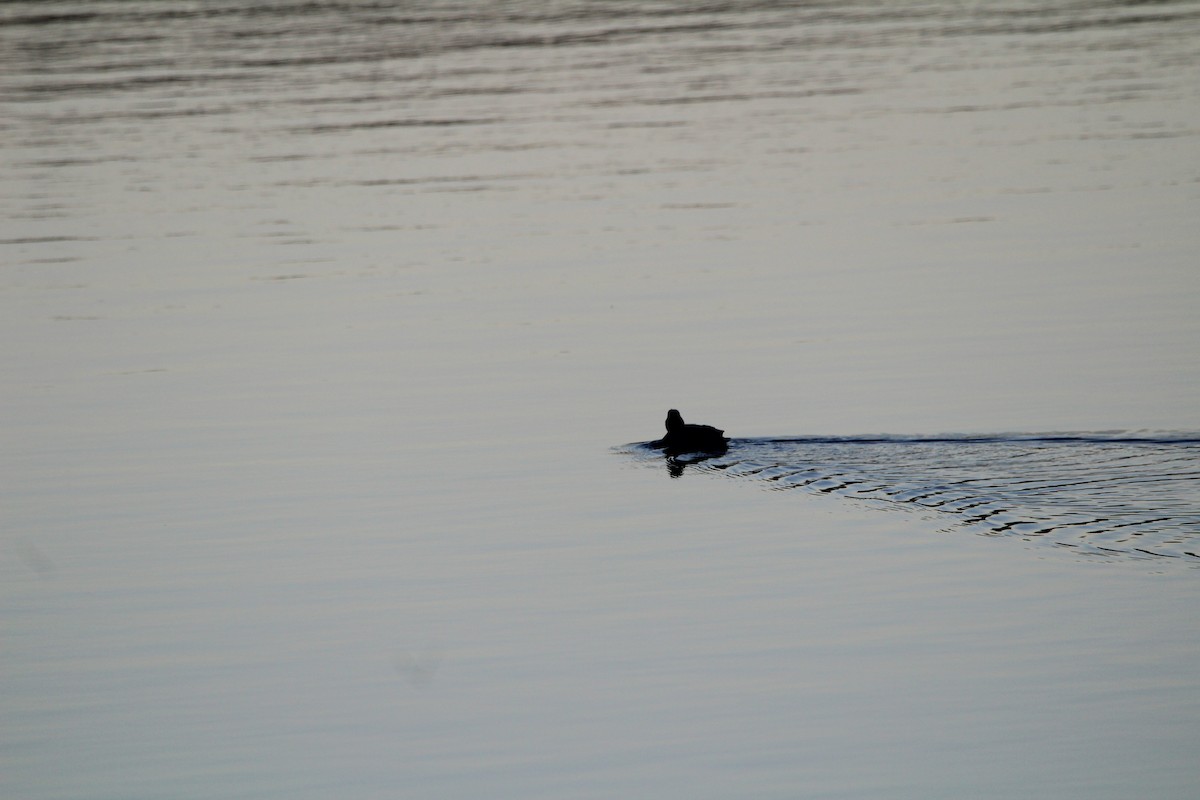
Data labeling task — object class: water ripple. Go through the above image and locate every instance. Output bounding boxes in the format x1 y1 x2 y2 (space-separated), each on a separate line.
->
624 433 1200 563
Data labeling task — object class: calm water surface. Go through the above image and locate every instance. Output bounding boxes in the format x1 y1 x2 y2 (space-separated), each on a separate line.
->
3 2 1200 798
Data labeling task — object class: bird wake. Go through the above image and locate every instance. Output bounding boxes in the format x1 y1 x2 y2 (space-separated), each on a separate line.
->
623 432 1200 563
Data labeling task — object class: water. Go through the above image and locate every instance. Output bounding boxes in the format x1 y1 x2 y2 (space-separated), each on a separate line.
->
3 2 1200 798
627 432 1200 560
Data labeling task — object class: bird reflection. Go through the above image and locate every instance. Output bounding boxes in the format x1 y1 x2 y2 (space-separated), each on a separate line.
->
663 449 727 478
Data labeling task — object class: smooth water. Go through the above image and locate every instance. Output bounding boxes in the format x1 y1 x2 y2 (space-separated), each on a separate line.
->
3 2 1200 798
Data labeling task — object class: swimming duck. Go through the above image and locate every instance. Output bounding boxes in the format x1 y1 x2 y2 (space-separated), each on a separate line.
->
652 409 729 453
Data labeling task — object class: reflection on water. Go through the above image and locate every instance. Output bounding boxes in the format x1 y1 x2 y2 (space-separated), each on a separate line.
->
627 433 1200 562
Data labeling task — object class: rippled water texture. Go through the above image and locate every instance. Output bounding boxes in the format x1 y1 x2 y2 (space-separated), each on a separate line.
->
627 433 1200 561
4 0 1199 436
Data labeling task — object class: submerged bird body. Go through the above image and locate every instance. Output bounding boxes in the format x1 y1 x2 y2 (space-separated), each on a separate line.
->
652 409 729 453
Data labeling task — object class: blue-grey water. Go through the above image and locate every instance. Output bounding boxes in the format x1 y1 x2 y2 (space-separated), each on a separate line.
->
3 2 1200 798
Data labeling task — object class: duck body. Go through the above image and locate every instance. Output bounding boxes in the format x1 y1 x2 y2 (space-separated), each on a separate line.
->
651 409 729 453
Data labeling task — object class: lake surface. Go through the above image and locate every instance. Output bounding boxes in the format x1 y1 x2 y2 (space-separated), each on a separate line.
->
3 2 1200 798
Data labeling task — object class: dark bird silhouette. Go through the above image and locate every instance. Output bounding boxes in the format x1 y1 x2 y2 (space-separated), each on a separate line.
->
651 409 729 454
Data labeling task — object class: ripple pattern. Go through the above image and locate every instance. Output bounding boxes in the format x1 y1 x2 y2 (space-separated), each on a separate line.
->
626 434 1200 562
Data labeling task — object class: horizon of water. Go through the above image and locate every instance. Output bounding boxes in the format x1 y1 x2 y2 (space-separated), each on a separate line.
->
3 2 1200 798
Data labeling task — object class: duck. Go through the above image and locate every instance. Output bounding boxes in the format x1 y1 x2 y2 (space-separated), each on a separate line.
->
652 409 729 453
